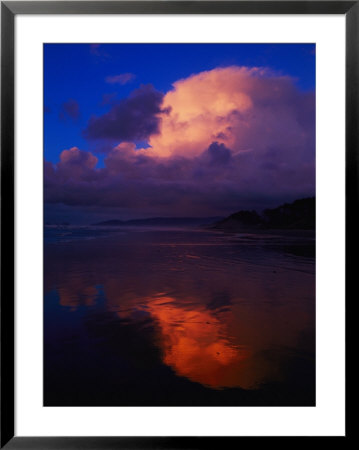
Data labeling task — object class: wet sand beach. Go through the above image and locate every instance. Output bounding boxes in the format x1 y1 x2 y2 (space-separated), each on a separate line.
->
44 226 315 406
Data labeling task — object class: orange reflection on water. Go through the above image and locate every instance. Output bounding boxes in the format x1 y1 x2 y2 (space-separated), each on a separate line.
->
111 293 259 389
58 283 98 310
50 269 313 390
145 296 251 389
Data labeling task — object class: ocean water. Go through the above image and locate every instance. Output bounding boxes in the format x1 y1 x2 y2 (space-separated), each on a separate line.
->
44 226 315 406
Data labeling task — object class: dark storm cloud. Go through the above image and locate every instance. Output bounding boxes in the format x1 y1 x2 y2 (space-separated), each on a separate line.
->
44 140 314 219
203 142 232 166
59 99 80 121
83 84 167 142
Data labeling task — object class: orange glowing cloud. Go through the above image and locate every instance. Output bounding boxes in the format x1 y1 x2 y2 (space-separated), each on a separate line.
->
149 66 297 158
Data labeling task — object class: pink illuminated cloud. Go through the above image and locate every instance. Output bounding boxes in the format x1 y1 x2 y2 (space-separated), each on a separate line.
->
150 66 314 161
105 73 135 85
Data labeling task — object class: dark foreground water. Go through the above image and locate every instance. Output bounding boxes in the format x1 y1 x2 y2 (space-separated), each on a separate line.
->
44 226 315 406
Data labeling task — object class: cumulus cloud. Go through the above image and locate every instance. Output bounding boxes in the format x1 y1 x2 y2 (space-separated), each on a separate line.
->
84 84 167 142
58 147 98 172
105 73 135 85
149 66 314 161
59 99 80 121
46 66 315 218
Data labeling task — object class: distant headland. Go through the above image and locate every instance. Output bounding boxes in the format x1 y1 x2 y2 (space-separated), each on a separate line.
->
213 197 315 232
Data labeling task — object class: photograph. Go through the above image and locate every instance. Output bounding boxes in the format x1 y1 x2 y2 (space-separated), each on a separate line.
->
43 43 316 407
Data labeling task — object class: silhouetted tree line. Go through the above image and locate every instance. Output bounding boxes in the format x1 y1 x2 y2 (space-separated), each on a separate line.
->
216 197 315 230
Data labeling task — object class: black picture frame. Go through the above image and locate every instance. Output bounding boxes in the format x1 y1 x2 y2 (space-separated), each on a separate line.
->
1 1 355 447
